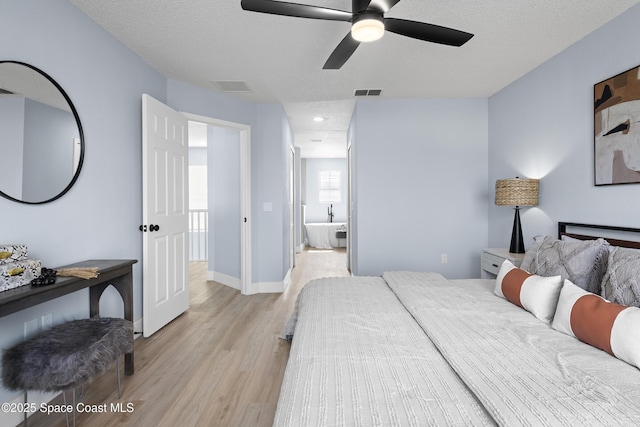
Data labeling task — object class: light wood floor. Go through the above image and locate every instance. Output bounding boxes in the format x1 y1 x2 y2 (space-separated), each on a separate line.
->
27 247 349 427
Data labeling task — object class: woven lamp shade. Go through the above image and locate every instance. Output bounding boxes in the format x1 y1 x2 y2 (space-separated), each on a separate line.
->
495 178 539 207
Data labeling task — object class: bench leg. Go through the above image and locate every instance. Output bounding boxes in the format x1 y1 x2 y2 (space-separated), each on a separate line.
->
62 389 77 427
73 388 76 427
117 355 122 399
62 390 69 427
23 391 27 427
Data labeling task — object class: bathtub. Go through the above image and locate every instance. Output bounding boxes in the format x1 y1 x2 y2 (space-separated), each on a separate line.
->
304 223 347 249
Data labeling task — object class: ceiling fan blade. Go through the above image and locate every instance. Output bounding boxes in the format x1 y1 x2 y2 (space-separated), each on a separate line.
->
323 33 361 69
352 0 372 13
368 0 401 13
241 0 352 22
384 17 473 46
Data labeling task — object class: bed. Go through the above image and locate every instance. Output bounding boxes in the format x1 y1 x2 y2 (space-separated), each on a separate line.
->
275 222 640 426
305 222 347 249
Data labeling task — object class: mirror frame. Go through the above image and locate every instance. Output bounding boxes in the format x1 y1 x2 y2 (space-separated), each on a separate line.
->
0 60 84 205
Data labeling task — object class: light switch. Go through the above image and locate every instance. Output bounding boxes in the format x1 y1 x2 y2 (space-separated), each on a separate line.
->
263 202 273 212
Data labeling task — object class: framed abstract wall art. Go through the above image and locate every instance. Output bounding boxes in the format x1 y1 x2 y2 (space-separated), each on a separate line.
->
594 65 640 186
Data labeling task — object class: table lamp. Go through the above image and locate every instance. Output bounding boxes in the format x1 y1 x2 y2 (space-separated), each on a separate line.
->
495 177 539 253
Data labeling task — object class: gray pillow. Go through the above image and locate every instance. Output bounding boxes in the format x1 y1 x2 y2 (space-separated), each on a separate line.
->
601 246 640 307
521 236 609 294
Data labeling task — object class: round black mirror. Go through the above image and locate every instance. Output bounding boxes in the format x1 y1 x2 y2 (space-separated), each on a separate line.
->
0 61 84 204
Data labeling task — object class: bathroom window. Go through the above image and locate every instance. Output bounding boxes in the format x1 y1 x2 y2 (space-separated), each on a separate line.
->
319 170 341 203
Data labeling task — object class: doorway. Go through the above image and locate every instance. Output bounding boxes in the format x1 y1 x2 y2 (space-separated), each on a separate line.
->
188 121 208 262
298 157 349 273
184 113 252 295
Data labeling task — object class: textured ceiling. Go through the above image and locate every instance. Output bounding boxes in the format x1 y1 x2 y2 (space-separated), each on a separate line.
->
70 0 640 157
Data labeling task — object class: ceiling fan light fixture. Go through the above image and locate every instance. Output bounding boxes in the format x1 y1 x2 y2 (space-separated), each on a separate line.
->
351 16 384 42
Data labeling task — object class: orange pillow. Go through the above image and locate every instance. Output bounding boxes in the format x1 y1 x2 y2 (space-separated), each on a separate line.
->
552 279 640 369
494 260 562 323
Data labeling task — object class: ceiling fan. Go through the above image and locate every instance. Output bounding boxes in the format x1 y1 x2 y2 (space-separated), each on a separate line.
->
240 0 474 69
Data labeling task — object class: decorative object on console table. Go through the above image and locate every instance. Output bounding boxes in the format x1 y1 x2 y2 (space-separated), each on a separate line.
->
0 244 28 264
57 267 99 279
481 248 525 279
0 259 41 292
495 177 539 254
0 244 41 292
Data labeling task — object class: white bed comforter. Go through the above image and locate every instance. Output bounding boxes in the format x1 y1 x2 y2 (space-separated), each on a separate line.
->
383 271 640 427
274 276 494 427
275 273 640 427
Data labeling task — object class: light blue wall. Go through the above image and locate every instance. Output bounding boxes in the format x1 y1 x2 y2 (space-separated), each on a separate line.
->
352 98 489 278
208 125 241 279
488 4 640 247
0 0 166 410
305 158 348 223
252 103 287 283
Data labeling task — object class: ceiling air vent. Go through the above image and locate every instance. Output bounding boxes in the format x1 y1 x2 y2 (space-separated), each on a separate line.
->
213 80 252 93
354 89 382 97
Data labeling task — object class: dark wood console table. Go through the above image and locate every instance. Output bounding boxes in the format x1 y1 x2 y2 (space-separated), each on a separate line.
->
0 259 137 375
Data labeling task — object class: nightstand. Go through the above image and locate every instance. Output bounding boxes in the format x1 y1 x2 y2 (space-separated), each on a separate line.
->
481 248 525 279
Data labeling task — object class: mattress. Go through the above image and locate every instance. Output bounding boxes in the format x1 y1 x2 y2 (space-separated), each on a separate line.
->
275 273 640 426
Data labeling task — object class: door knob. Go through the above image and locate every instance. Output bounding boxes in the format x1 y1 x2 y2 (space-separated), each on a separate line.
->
150 224 160 232
139 225 148 232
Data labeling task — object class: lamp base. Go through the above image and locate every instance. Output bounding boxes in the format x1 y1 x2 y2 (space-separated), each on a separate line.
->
509 207 525 254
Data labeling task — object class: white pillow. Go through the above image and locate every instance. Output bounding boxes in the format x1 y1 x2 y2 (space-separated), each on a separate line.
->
552 279 640 369
494 260 562 323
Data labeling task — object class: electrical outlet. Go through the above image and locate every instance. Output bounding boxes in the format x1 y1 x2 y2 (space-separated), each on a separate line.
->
24 318 39 338
42 313 53 330
441 253 448 264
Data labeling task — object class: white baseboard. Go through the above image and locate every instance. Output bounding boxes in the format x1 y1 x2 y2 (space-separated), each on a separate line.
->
248 281 284 294
246 268 291 294
207 270 292 295
207 270 241 291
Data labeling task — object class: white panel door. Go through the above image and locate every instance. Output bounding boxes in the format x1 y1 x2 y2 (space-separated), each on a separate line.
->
142 94 189 337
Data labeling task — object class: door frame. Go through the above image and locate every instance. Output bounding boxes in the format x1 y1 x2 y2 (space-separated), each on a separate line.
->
183 112 252 295
289 146 296 271
347 139 353 274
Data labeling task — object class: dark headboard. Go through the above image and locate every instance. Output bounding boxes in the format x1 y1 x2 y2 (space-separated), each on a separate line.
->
558 222 640 249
